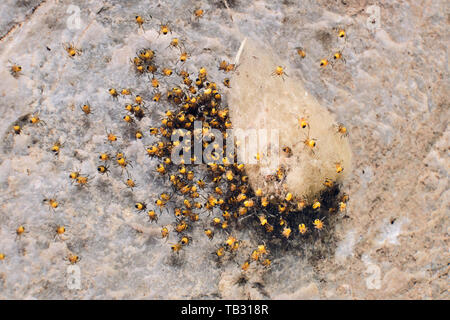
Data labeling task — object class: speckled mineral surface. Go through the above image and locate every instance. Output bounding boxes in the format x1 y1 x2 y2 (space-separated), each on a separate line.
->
0 0 448 299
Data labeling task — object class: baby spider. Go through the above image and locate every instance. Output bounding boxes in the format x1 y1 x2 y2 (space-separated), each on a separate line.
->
219 60 229 71
264 222 274 233
108 88 119 99
262 258 272 268
313 218 324 230
63 43 81 57
147 64 157 74
148 210 158 223
312 200 321 210
152 92 162 103
167 37 183 51
12 124 22 135
121 88 132 96
272 66 288 79
99 152 110 161
15 225 28 238
43 197 60 211
134 63 145 74
67 253 80 264
136 13 152 30
261 196 270 207
131 55 143 67
282 146 293 157
124 178 137 191
162 68 173 76
80 102 92 115
335 161 344 173
250 250 260 262
135 202 147 212
54 225 67 241
335 27 346 39
75 176 89 187
124 103 133 114
303 136 317 154
158 23 172 36
282 227 292 239
198 67 207 80
333 51 346 63
295 47 306 58
117 156 132 174
298 116 309 129
298 223 307 234
150 76 160 88
215 246 225 258
258 214 268 226
123 114 134 124
336 123 349 137
180 236 192 246
194 9 204 20
29 113 46 126
171 243 183 253
225 235 238 248
323 178 334 188
106 130 118 143
339 201 347 212
226 63 237 73
135 130 143 140
8 61 22 77
285 192 294 202
156 163 166 175
174 219 188 233
138 48 155 61
161 226 169 240
204 228 214 240
50 141 63 156
179 51 189 63
69 170 81 184
155 198 168 212
97 165 109 175
257 244 268 255
341 193 350 203
320 59 329 67
135 15 144 28
133 105 145 120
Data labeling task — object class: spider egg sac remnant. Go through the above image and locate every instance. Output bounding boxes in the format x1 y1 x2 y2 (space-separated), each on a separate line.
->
228 39 352 203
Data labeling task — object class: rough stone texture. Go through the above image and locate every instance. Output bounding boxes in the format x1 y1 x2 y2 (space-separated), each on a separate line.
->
0 0 448 299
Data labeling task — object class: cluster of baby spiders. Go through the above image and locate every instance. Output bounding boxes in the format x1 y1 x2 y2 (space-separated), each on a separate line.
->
2 8 350 271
